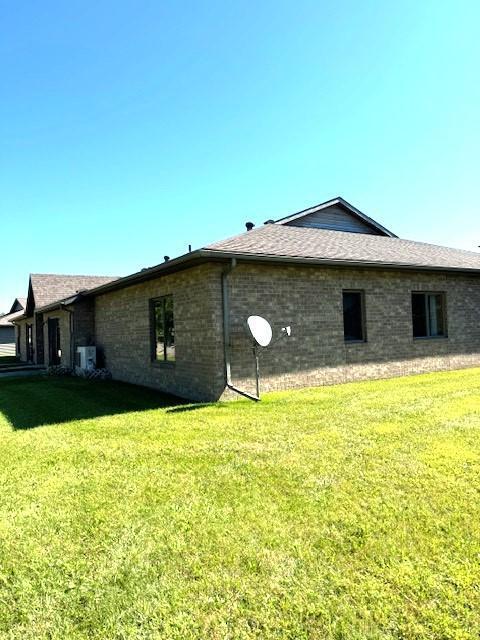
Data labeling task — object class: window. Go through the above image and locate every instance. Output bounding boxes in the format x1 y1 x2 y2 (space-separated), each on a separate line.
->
343 290 366 342
26 323 34 362
151 295 175 362
412 292 446 338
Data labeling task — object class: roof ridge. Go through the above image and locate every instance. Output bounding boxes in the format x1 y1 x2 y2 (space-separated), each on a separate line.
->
30 273 119 278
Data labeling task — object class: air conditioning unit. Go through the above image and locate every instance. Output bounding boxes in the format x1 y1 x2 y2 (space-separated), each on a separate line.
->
76 346 97 370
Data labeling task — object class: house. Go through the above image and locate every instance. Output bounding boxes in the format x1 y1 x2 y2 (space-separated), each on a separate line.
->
14 197 480 401
0 298 26 357
14 274 118 365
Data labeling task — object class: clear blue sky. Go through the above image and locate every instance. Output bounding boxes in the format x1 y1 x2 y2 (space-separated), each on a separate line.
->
1 1 479 312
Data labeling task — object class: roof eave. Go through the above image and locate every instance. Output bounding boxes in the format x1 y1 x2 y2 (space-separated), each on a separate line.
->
202 249 480 274
35 294 82 314
83 250 219 298
66 247 480 301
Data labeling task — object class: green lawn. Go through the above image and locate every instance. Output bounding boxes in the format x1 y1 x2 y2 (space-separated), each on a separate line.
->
1 370 479 639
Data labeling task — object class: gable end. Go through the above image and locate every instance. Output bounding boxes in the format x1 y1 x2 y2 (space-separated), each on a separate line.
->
276 197 396 237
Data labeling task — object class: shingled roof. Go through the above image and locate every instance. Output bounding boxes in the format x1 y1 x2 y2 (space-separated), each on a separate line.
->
205 224 480 271
64 198 480 301
26 274 118 315
0 310 24 327
0 298 27 327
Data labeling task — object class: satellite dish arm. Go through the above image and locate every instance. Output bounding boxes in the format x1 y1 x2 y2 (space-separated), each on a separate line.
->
269 326 292 347
253 325 292 358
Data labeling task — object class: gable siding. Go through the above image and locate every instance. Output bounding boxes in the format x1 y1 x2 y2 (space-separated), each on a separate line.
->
0 326 16 356
285 204 380 234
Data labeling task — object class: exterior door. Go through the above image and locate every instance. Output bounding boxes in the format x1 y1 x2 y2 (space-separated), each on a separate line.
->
48 318 61 365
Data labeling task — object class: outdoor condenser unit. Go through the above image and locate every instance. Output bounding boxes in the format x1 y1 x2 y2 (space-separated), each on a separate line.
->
76 346 97 370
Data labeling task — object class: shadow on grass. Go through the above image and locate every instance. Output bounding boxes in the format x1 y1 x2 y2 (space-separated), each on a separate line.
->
0 375 198 430
166 403 224 414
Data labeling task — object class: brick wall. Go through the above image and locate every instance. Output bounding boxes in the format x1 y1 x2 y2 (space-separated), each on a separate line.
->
14 318 30 362
224 263 480 398
73 299 96 350
94 263 225 401
15 323 22 360
42 309 72 367
93 260 480 402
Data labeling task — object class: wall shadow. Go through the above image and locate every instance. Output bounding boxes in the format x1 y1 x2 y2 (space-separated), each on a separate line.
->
0 376 191 430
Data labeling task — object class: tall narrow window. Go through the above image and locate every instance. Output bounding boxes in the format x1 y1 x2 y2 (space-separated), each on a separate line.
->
343 290 366 342
151 295 175 362
26 323 34 362
412 292 446 338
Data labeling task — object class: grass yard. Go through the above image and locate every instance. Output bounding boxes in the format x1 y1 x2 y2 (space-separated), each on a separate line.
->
0 370 480 639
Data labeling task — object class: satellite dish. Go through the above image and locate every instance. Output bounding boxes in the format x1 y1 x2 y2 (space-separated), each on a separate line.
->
247 315 272 347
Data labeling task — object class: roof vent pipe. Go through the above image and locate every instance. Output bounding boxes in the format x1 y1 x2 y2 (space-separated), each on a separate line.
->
164 256 170 262
245 222 255 231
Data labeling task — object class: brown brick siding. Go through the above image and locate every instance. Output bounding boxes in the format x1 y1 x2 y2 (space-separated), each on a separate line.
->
14 318 30 362
224 264 480 398
72 299 96 352
93 260 480 401
14 323 23 359
42 309 72 367
94 264 225 401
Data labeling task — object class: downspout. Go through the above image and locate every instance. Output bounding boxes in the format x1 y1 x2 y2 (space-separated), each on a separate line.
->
222 258 260 401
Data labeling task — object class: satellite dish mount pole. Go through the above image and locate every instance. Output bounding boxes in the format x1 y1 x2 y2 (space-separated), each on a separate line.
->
253 343 260 398
245 315 290 401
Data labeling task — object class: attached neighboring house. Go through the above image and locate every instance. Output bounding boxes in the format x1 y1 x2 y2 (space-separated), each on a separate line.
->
13 197 480 401
0 298 26 356
14 274 118 365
